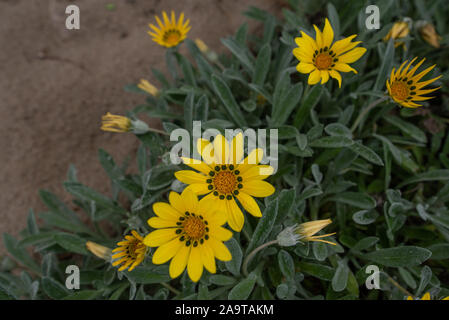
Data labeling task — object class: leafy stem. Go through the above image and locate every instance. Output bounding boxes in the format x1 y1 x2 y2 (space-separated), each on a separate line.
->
242 240 278 277
350 96 389 133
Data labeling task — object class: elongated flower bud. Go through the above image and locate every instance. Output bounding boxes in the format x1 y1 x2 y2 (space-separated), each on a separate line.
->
417 21 442 48
86 241 112 260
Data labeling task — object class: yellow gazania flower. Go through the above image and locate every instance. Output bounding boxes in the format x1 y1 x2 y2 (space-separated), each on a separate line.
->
296 219 336 245
386 57 441 108
144 189 232 282
112 230 147 272
383 21 410 48
418 22 442 48
293 18 366 88
147 11 190 48
137 79 159 97
86 241 112 260
174 133 275 232
407 292 449 300
101 113 131 133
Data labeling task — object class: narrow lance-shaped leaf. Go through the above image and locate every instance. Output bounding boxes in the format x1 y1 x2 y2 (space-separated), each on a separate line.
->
211 74 247 127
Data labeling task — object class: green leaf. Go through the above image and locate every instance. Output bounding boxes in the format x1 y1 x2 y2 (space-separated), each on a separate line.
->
325 123 351 138
211 74 246 127
348 141 384 166
124 266 171 284
209 275 236 286
39 212 92 235
373 39 394 92
351 237 379 252
27 209 39 235
64 182 125 214
416 266 432 296
246 199 279 254
310 136 354 148
3 234 41 274
384 116 427 144
225 238 243 277
184 92 194 133
221 38 254 73
332 261 349 292
427 243 449 260
176 53 197 87
274 189 296 225
39 190 76 219
278 250 295 279
228 273 257 300
327 3 340 38
298 262 334 281
398 268 417 289
42 277 69 299
396 169 449 188
329 192 376 209
374 134 419 173
63 290 102 300
53 233 89 255
293 85 323 130
352 210 379 225
313 242 328 261
271 82 303 127
253 43 271 86
364 246 432 267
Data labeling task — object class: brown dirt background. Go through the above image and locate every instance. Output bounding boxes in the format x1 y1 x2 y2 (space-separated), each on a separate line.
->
0 0 282 255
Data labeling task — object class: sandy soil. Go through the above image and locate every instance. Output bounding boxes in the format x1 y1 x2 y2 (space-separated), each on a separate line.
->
0 0 282 255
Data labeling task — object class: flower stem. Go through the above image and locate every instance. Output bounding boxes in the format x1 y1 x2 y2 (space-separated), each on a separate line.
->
242 240 278 277
161 282 181 296
147 127 170 136
386 274 413 297
350 96 389 133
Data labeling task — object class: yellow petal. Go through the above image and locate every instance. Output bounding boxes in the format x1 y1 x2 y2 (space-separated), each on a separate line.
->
333 63 357 74
330 34 357 55
208 237 232 261
226 199 244 232
320 70 330 84
329 69 342 88
213 134 230 165
169 191 186 214
199 243 216 273
143 229 178 247
421 292 431 300
209 225 233 241
147 217 178 228
197 138 215 165
152 238 183 264
241 180 275 197
240 165 274 180
238 148 264 172
186 183 211 195
337 47 366 64
169 245 190 279
229 132 244 164
322 18 334 48
152 202 181 220
296 62 316 74
181 157 212 175
181 188 199 211
236 192 262 217
187 246 203 282
313 25 323 48
308 69 321 85
174 170 207 184
201 199 227 226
